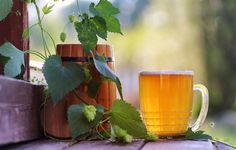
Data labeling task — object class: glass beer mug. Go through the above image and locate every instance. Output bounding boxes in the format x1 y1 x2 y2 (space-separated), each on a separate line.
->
139 70 209 137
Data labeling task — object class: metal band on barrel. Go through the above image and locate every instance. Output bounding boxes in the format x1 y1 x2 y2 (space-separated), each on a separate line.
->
61 57 115 62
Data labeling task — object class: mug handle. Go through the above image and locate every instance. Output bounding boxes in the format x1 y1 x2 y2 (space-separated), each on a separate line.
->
191 84 209 131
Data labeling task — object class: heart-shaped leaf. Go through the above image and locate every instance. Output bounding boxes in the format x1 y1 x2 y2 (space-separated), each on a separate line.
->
42 55 85 103
68 104 104 139
0 0 13 21
0 42 25 78
110 100 148 138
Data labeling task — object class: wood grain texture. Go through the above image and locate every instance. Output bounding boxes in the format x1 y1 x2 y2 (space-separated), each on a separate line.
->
41 44 116 138
2 140 144 150
0 0 29 80
142 140 215 150
0 76 43 146
41 98 71 138
2 140 70 150
2 140 233 150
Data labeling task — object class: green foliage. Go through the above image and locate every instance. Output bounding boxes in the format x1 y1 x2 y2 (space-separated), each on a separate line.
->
42 55 85 103
94 0 120 15
111 125 133 143
145 133 159 141
185 128 212 140
87 80 101 98
68 15 76 23
83 66 92 83
102 16 122 34
0 0 13 21
74 17 98 53
60 32 66 42
109 100 148 138
67 104 104 139
123 134 133 143
42 3 54 15
0 42 25 78
90 16 107 40
90 0 122 34
73 0 122 53
93 53 117 81
89 3 99 16
92 53 123 99
83 105 97 122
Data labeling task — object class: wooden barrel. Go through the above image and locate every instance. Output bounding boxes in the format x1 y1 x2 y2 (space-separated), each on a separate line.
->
42 44 116 138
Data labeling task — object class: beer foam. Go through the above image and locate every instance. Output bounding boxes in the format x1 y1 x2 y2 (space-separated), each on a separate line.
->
139 70 194 75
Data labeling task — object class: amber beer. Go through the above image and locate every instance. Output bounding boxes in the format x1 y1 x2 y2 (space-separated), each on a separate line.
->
139 71 209 137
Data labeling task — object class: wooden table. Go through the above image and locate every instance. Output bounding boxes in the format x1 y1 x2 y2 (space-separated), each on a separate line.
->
1 139 234 150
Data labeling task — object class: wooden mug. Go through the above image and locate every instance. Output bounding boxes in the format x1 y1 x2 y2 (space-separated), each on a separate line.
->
41 44 116 138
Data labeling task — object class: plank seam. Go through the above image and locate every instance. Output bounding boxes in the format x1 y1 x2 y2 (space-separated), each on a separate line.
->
139 141 148 150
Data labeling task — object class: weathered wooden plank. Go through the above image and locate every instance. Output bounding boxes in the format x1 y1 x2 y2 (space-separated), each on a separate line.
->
212 141 235 150
141 140 215 150
0 0 29 79
1 140 234 150
2 140 70 150
67 140 145 150
2 140 144 150
0 76 43 146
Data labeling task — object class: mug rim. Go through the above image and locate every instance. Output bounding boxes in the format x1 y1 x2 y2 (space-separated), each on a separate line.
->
139 70 194 75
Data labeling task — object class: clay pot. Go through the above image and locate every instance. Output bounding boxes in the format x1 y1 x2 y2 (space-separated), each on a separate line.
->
41 44 116 138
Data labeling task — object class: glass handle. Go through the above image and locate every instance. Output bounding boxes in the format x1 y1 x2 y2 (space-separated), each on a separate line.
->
191 84 209 131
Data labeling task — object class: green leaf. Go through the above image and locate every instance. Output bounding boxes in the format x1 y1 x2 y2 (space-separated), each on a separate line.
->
145 133 158 141
42 3 54 15
42 55 85 103
111 125 133 143
23 27 30 39
68 15 76 23
95 0 119 16
74 19 97 53
0 55 10 64
110 100 148 138
115 78 123 101
83 66 92 83
68 104 104 139
0 0 13 21
185 128 213 140
60 32 66 42
103 15 122 34
88 79 101 98
92 0 122 34
0 42 25 77
90 16 107 40
92 53 123 99
89 3 99 16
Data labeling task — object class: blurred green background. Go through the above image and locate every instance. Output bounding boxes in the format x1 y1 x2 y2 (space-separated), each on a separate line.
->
29 0 236 146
